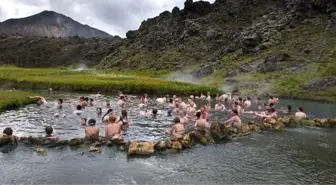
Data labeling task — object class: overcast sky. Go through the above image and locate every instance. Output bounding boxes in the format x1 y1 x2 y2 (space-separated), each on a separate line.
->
0 0 214 37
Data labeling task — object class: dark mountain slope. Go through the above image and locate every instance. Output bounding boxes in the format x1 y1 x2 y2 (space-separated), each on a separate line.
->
0 10 113 38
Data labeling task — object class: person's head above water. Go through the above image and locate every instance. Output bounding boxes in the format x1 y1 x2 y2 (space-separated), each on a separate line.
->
96 107 102 114
84 97 89 102
81 118 87 125
232 109 238 116
298 107 304 112
3 127 13 136
45 126 53 137
287 105 292 112
121 110 128 118
57 98 63 104
179 111 186 117
77 105 82 110
269 103 274 107
169 98 173 103
80 96 84 101
152 109 158 116
88 119 96 126
196 111 201 119
108 115 117 124
173 117 180 124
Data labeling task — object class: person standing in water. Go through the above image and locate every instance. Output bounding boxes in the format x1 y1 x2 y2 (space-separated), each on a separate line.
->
117 110 129 129
194 111 210 131
187 102 196 117
215 101 226 112
168 117 185 139
179 111 189 126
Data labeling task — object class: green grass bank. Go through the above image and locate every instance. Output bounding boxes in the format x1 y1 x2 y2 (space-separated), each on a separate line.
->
0 90 38 112
0 67 221 95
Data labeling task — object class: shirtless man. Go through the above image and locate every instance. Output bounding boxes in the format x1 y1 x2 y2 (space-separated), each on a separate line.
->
156 96 165 104
244 97 252 109
85 119 99 137
232 102 243 115
169 117 185 139
224 109 242 127
118 96 126 108
105 115 122 140
56 98 63 109
200 107 209 121
206 92 211 102
295 107 307 120
195 112 210 131
215 101 225 112
187 102 196 117
179 99 187 109
179 111 189 126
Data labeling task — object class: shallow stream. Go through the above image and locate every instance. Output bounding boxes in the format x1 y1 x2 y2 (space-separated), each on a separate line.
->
0 92 335 184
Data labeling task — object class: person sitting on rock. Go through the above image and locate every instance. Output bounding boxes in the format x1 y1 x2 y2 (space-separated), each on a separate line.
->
215 101 226 112
224 109 242 127
179 111 189 126
85 119 99 137
195 111 210 131
295 107 307 120
169 117 185 139
73 105 83 115
105 115 122 140
45 126 58 140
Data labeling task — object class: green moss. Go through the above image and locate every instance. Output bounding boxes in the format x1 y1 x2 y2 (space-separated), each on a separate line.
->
0 90 37 112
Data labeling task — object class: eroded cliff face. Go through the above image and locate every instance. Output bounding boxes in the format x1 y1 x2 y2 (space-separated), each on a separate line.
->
0 10 114 38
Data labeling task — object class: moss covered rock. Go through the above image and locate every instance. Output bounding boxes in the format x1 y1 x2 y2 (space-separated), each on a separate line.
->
128 140 154 156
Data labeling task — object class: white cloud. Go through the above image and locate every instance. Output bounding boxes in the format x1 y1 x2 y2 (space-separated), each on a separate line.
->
0 0 215 37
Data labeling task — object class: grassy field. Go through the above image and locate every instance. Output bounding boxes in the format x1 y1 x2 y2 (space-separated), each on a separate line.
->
0 67 221 95
0 90 38 112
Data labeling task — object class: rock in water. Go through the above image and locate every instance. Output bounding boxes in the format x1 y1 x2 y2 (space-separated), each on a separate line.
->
36 147 45 153
69 138 84 146
89 146 101 153
210 122 228 141
171 141 182 150
180 134 193 148
128 140 154 156
155 140 167 151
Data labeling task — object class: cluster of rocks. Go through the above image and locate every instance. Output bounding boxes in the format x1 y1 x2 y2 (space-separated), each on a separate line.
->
1 117 335 155
300 77 336 91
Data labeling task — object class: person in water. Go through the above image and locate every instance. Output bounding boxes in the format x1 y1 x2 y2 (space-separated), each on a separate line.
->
96 107 102 116
56 98 63 109
102 109 113 124
224 109 242 127
168 117 185 139
206 92 211 102
179 111 189 126
200 107 209 121
81 118 87 126
295 107 307 120
244 97 252 109
85 119 99 137
118 96 126 108
88 98 94 106
45 126 58 140
37 96 47 105
73 105 83 115
232 102 243 115
187 102 196 117
117 110 129 129
105 115 122 140
215 101 225 112
194 111 210 131
3 127 13 137
156 96 165 104
106 100 111 107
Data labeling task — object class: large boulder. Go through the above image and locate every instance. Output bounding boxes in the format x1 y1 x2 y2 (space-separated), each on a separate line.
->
128 140 154 156
155 140 167 151
171 141 183 150
210 122 229 141
180 134 193 148
301 77 336 91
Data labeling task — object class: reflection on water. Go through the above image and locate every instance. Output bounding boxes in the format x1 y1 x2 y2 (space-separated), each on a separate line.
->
0 92 336 184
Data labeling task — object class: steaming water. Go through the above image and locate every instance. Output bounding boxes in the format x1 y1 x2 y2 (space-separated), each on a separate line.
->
0 92 336 184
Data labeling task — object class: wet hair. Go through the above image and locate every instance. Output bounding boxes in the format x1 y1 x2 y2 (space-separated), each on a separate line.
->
239 97 242 101
102 109 113 122
269 103 274 107
232 109 238 115
108 115 117 123
89 98 94 102
257 97 261 100
234 102 239 106
247 97 251 100
84 97 89 102
196 111 201 119
3 127 13 136
269 108 276 113
121 110 128 119
96 107 102 113
298 107 304 112
88 119 96 126
77 105 82 110
120 96 125 100
270 96 274 99
45 126 53 137
81 118 87 122
80 96 84 100
169 98 173 103
152 109 158 115
287 105 292 112
173 117 180 124
58 98 63 104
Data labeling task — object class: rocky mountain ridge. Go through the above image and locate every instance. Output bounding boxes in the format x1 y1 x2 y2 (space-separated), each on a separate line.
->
0 10 114 39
